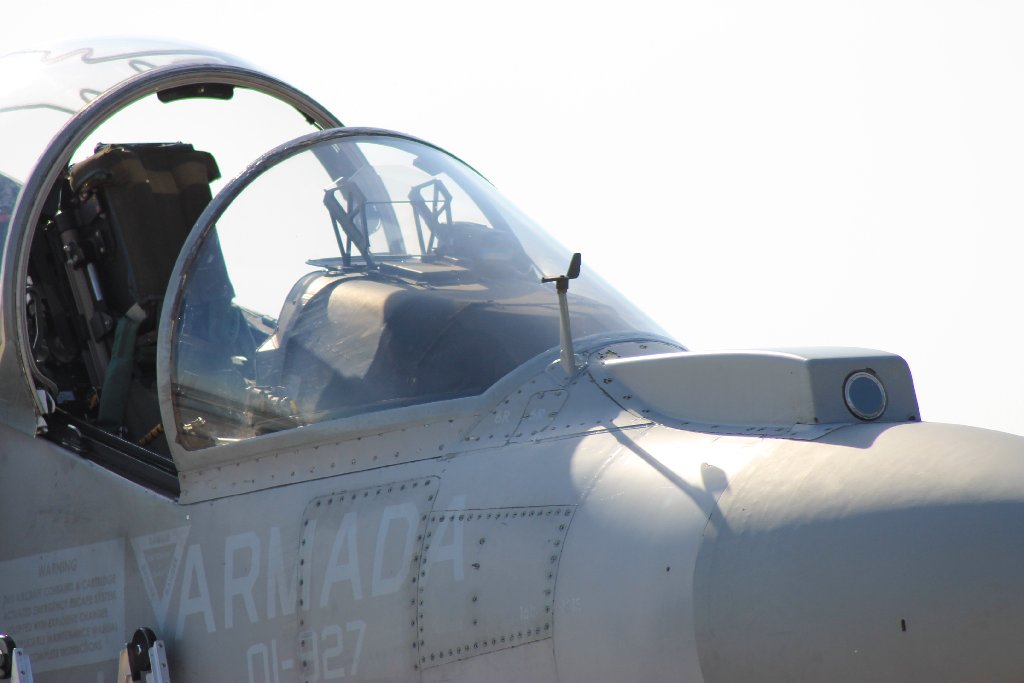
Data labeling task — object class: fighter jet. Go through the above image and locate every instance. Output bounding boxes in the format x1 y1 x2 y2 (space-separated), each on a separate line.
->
1 39 1023 683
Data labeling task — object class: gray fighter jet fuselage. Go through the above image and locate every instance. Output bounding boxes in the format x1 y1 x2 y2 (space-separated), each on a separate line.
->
1 40 1023 683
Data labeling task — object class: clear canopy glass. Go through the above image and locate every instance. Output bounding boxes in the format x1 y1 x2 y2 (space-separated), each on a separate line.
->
0 40 243 184
0 40 251 242
170 131 663 448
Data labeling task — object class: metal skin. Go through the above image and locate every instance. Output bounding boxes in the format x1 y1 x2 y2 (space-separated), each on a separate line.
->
3 43 1024 683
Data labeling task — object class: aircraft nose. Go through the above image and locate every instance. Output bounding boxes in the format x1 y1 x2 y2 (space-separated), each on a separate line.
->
694 422 1024 683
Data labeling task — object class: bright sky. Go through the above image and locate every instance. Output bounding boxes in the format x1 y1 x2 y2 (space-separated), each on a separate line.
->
3 1 1024 434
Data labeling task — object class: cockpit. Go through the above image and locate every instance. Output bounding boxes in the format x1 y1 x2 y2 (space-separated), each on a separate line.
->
0 41 667 491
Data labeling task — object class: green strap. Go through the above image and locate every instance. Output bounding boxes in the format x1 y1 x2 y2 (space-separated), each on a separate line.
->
97 309 143 430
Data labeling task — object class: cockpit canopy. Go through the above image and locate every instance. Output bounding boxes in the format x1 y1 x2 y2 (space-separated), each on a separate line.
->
0 40 250 187
167 129 654 448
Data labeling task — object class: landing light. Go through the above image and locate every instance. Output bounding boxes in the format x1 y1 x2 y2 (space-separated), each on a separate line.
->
844 371 887 421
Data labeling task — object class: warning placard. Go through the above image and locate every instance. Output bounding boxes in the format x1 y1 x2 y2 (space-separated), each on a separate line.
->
0 539 125 672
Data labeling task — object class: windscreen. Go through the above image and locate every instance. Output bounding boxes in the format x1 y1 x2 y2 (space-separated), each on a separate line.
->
170 131 663 449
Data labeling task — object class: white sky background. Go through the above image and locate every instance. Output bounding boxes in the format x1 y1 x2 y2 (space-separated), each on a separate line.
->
3 1 1024 434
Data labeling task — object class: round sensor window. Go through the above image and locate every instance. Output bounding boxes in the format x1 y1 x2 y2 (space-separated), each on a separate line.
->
844 371 887 421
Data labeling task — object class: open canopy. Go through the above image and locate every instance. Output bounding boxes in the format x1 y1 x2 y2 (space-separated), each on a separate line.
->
0 40 249 185
0 39 340 438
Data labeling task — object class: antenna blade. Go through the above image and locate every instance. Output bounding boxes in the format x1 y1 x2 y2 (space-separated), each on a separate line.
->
567 252 582 280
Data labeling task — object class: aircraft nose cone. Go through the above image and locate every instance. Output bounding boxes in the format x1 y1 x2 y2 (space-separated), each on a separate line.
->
694 422 1024 683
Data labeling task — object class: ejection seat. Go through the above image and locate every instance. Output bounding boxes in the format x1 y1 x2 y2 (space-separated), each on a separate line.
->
32 142 221 454
68 143 219 318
